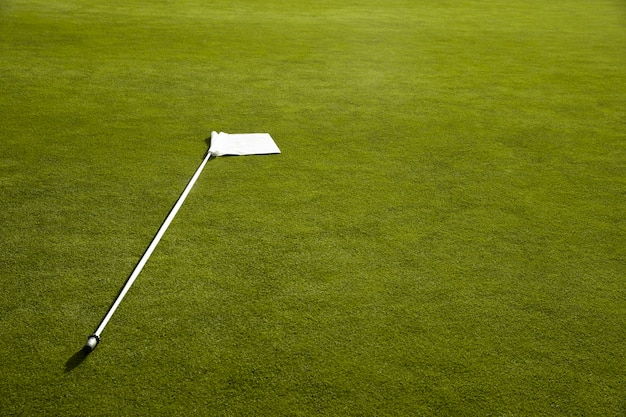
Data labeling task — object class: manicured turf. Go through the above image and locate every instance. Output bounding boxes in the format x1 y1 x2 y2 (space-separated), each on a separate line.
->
1 0 624 415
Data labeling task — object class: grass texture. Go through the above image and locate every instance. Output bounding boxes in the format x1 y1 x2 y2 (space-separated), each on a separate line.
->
1 0 624 415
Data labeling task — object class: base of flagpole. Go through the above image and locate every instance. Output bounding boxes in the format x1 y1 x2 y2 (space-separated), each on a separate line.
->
84 334 100 352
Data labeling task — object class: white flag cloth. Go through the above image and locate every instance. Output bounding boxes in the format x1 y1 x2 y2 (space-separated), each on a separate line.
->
209 131 281 157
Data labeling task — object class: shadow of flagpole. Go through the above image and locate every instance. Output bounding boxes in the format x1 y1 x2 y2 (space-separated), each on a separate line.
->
64 345 92 372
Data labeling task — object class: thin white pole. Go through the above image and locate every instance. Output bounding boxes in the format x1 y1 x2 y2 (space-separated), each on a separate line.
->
85 151 213 351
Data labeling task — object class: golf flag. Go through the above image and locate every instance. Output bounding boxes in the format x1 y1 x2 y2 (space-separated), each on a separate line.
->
85 130 280 352
209 131 281 157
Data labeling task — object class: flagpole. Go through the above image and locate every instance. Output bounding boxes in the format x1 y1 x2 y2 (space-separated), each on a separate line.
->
85 150 213 351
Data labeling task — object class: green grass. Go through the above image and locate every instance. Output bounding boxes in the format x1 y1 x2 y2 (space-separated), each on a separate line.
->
1 0 625 415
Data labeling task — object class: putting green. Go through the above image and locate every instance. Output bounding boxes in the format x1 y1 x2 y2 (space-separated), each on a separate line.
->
1 0 624 415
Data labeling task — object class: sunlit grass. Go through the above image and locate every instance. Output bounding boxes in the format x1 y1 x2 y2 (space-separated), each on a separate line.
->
1 0 624 415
